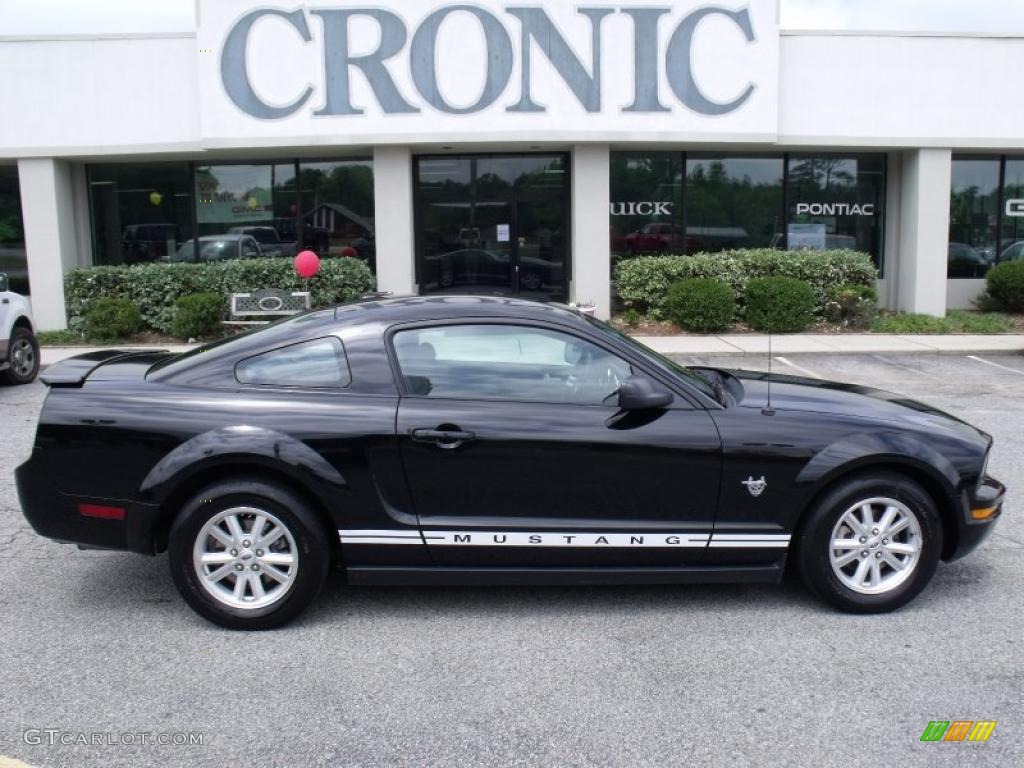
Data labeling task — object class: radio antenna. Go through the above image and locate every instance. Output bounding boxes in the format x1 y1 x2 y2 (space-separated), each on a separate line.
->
762 331 775 416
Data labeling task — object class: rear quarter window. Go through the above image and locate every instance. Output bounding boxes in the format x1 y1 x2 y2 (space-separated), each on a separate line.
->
235 336 351 388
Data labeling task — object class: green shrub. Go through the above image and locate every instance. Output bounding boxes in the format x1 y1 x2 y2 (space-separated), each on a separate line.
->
614 249 877 319
664 279 736 332
172 293 224 340
65 257 376 334
620 308 642 327
824 283 878 328
82 297 142 340
744 277 816 332
985 260 1024 312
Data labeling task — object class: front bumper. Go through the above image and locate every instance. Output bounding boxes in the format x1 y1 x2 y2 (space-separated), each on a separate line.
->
947 474 1005 561
16 450 160 555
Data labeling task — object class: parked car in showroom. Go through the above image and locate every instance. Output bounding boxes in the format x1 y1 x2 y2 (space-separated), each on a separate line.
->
0 271 39 384
16 297 1004 629
172 234 263 262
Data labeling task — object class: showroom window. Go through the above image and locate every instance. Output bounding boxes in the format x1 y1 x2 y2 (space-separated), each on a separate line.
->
786 154 885 268
686 155 784 252
90 159 374 268
89 162 194 265
609 151 683 262
948 157 1001 278
1000 159 1024 264
609 152 886 275
0 165 28 294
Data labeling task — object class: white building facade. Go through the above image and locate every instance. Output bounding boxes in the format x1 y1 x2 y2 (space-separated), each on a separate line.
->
1 0 1022 329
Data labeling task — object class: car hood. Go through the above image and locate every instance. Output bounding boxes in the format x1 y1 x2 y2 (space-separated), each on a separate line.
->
705 367 990 444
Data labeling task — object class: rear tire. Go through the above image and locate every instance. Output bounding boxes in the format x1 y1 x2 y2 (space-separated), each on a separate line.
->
796 472 942 613
2 327 39 385
168 479 330 630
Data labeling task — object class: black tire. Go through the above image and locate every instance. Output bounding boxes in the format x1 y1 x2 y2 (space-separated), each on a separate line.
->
168 479 330 630
520 271 543 291
2 326 40 385
795 472 943 613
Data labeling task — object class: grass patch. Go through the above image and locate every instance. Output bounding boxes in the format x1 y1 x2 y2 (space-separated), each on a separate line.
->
35 329 89 345
872 311 1014 334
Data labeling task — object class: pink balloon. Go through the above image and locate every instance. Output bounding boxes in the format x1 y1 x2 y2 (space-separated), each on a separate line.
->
294 250 321 278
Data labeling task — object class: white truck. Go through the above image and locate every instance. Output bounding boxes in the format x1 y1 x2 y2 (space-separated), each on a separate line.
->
0 272 39 384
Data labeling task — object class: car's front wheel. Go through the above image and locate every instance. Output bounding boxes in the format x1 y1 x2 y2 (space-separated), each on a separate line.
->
796 472 942 613
2 327 39 385
168 479 330 630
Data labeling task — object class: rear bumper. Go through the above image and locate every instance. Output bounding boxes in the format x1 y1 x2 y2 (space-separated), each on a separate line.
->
16 451 160 555
947 474 1005 561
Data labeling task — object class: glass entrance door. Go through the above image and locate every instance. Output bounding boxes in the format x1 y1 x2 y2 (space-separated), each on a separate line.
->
415 154 569 301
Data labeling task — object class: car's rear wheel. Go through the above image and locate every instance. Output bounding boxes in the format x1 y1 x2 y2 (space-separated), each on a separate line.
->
168 479 329 630
796 472 942 613
2 327 39 385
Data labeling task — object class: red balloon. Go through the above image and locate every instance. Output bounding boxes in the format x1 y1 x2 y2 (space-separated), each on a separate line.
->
339 246 358 259
294 250 321 278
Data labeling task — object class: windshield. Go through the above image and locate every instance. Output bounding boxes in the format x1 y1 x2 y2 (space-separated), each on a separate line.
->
584 315 718 400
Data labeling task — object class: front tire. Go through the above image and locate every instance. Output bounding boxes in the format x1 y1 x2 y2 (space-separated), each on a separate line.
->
168 479 330 630
2 327 39 385
796 472 942 613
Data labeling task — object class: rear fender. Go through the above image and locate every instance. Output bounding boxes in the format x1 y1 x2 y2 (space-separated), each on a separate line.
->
138 425 346 506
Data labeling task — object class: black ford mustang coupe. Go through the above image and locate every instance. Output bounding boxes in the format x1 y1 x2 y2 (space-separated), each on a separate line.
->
17 297 1005 629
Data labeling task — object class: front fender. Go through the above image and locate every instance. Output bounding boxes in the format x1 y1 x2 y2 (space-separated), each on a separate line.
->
138 425 346 505
796 430 960 497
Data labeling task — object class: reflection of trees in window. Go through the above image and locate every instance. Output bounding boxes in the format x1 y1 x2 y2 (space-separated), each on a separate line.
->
685 158 783 251
609 152 683 256
298 163 374 217
788 157 855 190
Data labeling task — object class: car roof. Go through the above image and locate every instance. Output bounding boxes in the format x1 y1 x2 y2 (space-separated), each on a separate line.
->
332 295 588 328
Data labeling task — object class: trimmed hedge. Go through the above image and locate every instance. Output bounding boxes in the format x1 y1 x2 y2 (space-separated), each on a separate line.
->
665 279 735 332
744 277 816 333
65 257 376 334
172 293 225 340
82 297 142 340
615 249 877 319
985 260 1024 312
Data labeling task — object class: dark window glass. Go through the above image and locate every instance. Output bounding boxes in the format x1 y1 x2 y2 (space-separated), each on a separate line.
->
685 155 784 252
948 157 1000 278
393 324 632 405
609 151 684 264
298 160 375 271
786 154 886 272
89 162 193 265
235 337 351 388
191 163 297 262
0 166 28 294
1000 159 1024 264
415 154 568 301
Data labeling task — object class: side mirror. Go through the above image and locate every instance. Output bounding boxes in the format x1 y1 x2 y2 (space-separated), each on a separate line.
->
0 272 8 292
617 375 673 410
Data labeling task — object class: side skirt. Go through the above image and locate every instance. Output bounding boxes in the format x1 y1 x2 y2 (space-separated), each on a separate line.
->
345 564 785 587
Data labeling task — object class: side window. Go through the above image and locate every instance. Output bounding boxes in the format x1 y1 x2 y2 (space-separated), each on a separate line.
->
392 324 632 404
235 337 351 388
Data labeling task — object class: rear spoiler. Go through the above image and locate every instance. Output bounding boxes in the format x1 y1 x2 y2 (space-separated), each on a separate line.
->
39 349 162 387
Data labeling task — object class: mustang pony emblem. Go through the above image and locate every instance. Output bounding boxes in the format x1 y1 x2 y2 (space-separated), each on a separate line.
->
742 476 767 497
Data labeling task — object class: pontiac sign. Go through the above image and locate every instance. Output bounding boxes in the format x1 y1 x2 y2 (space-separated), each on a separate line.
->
197 0 778 144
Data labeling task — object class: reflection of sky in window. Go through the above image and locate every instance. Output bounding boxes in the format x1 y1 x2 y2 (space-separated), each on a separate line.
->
951 159 1000 195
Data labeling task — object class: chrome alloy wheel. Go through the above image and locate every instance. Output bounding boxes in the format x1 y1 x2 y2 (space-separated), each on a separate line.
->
10 337 35 378
192 507 299 610
828 497 923 595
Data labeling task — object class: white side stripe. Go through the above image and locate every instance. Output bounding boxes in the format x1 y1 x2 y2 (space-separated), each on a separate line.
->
338 530 790 549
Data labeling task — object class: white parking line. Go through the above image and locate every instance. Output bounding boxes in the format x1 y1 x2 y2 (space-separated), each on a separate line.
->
967 355 1024 375
774 356 821 379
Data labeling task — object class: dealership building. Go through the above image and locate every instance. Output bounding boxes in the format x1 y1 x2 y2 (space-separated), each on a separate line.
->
2 0 1024 328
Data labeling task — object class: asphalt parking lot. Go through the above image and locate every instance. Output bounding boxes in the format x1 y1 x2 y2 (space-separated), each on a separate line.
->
0 353 1021 768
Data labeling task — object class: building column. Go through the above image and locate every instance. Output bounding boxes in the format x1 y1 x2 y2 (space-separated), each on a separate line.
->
372 146 417 296
18 158 81 330
895 148 951 316
570 144 611 320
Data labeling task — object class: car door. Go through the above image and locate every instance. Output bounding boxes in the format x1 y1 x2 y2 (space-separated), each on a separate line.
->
391 321 722 568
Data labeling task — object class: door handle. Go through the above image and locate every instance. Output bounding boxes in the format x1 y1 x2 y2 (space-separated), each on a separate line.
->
411 427 476 449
